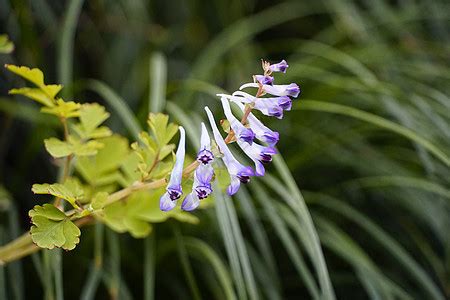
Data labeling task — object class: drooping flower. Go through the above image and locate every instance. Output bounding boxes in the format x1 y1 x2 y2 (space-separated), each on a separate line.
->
205 107 254 195
269 60 289 73
182 123 214 211
240 82 300 98
221 98 277 176
237 139 277 176
160 126 186 211
233 101 279 146
220 96 255 144
159 58 298 211
254 75 274 85
220 91 289 119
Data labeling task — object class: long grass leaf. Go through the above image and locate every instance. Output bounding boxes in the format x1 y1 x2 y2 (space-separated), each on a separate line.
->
295 100 450 166
144 233 155 300
183 237 236 300
148 52 167 113
213 184 247 300
270 156 336 299
173 224 202 300
57 0 84 97
308 192 446 300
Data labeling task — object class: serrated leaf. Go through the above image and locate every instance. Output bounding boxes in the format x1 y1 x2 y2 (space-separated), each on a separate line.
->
29 204 81 250
9 87 55 107
0 35 14 53
44 138 73 158
32 179 84 208
147 113 178 146
41 99 80 119
5 65 45 87
79 103 109 131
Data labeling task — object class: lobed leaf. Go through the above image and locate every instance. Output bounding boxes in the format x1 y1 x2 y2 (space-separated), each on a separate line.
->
29 204 81 250
41 99 80 119
32 179 84 209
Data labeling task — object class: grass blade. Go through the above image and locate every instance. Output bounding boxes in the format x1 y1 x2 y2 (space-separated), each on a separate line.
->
148 52 167 113
144 233 155 300
57 0 84 97
295 100 450 167
173 225 201 300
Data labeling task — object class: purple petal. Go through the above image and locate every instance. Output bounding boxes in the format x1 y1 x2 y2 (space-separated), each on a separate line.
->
227 177 241 195
255 75 274 85
160 193 177 211
221 97 255 144
269 60 289 73
181 193 200 211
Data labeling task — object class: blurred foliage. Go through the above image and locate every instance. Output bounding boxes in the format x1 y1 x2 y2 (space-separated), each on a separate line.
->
0 0 449 299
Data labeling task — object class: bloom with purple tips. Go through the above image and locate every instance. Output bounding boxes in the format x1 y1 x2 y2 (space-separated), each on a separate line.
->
254 75 274 85
239 82 300 98
182 123 215 211
234 101 279 146
160 126 186 211
236 140 277 176
269 60 289 73
205 106 254 195
226 91 289 119
220 97 255 144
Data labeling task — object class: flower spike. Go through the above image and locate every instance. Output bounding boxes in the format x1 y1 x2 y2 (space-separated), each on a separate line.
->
160 126 186 211
160 58 299 211
205 107 254 195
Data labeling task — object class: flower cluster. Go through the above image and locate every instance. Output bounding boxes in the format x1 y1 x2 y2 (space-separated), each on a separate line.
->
160 59 300 211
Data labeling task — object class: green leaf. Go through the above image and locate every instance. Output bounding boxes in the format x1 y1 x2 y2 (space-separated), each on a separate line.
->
41 99 80 119
76 135 129 186
0 34 14 53
71 103 112 139
148 113 178 146
9 87 55 107
5 65 45 87
101 190 198 238
29 204 81 250
32 178 84 209
44 138 73 158
44 136 104 158
91 192 108 210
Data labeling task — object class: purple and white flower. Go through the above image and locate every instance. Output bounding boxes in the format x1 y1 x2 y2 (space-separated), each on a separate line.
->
160 126 186 211
159 59 299 211
182 123 214 211
221 91 290 119
220 97 255 144
269 60 289 73
237 140 277 176
254 75 274 85
221 97 276 175
205 106 254 195
234 101 279 146
240 82 300 98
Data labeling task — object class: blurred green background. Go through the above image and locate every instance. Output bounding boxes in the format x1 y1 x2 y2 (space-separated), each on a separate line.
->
0 0 449 299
